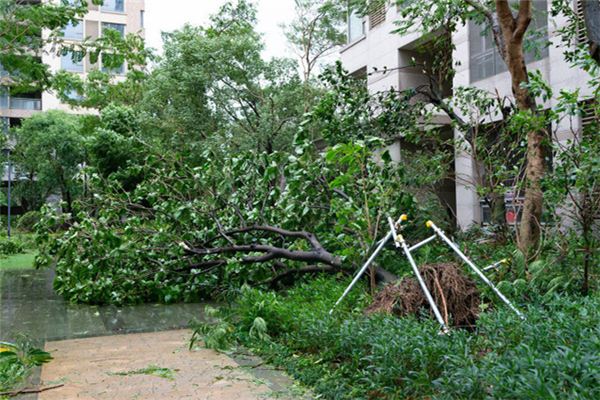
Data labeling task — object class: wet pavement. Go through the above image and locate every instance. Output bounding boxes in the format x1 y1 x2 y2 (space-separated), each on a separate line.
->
0 268 205 344
0 268 306 399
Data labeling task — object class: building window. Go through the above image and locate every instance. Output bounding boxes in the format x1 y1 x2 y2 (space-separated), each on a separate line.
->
348 10 365 43
66 89 84 101
62 20 83 40
575 0 589 44
140 10 144 28
469 0 549 82
101 0 124 13
368 1 386 30
101 53 125 75
61 51 84 73
102 22 125 37
0 88 7 109
580 99 598 135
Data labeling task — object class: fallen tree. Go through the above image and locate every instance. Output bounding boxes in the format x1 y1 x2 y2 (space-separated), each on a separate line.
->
36 138 419 304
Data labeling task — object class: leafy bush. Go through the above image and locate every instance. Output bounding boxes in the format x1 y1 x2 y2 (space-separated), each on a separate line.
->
0 236 25 257
0 339 52 392
194 278 600 399
15 211 41 233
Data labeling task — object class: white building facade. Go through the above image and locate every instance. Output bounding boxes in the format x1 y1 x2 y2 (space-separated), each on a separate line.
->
340 0 595 229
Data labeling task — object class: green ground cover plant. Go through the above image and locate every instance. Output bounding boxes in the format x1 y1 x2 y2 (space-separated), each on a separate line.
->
0 339 52 395
193 277 600 399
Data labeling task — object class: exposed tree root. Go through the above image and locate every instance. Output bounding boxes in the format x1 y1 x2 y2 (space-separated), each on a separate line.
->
366 263 480 327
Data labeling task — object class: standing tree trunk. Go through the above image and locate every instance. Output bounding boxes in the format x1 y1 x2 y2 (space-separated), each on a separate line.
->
492 0 546 258
582 0 600 64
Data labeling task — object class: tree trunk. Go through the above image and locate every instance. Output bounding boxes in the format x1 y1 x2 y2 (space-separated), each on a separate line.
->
583 0 600 64
494 0 545 258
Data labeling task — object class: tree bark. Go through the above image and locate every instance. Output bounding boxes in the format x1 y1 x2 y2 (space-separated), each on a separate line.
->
493 0 545 258
583 0 600 64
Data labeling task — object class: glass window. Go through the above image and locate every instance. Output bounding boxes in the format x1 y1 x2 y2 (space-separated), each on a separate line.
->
62 20 83 40
101 0 124 13
140 10 144 28
102 22 125 37
348 10 365 43
61 51 84 72
469 0 548 82
66 89 84 101
0 88 7 109
10 97 41 110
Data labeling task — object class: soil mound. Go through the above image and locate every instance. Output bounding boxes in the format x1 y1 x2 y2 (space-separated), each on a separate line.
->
365 262 480 327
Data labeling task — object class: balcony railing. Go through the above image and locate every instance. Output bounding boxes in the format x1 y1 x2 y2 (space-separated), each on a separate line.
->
9 97 42 110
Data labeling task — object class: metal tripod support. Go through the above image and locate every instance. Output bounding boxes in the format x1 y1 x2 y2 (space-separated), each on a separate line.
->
425 221 525 320
387 217 450 333
329 215 525 330
329 214 408 315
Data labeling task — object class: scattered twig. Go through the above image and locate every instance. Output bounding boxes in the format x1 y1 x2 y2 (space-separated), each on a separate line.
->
0 383 64 397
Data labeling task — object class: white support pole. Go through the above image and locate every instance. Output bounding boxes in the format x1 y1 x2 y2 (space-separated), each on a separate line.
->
483 259 508 272
388 217 449 333
426 221 525 319
329 214 407 314
408 235 437 252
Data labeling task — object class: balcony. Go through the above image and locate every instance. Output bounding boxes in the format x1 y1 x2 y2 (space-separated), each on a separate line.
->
1 90 42 111
9 97 41 110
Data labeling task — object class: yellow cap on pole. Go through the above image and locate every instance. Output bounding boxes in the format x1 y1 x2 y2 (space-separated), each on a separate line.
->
426 220 433 228
400 214 408 222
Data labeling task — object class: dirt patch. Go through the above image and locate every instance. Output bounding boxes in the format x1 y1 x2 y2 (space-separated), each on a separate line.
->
366 263 480 327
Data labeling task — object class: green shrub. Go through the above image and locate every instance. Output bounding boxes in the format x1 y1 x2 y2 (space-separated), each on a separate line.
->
0 237 25 257
15 211 41 233
0 338 52 392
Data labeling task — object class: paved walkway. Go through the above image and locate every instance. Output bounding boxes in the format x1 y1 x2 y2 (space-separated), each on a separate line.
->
39 329 293 400
0 269 303 399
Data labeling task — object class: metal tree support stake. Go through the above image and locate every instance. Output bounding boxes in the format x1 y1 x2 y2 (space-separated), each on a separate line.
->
329 214 408 314
388 217 450 333
425 221 525 320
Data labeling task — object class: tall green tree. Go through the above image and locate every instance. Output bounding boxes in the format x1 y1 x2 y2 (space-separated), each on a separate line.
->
141 0 304 154
283 0 346 83
12 111 86 213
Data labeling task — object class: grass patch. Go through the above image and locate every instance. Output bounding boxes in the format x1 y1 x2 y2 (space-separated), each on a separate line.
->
0 252 37 270
108 364 178 380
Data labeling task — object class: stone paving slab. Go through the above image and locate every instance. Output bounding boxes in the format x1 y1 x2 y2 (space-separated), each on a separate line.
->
38 329 298 400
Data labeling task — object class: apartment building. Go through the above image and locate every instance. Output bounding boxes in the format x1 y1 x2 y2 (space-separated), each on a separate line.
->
340 0 594 229
0 0 145 134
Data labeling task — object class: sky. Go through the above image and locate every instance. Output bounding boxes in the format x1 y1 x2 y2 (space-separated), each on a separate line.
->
144 0 298 60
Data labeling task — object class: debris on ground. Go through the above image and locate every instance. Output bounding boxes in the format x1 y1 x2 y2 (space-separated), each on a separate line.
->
365 262 480 327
